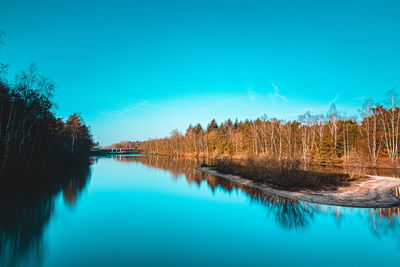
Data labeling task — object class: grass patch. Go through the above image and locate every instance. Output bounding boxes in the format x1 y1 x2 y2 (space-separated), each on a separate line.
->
202 158 361 191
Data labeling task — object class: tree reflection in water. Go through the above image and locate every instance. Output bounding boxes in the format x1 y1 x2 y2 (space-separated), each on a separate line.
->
112 155 318 231
113 155 400 236
247 189 316 231
368 206 400 248
0 165 91 266
3 155 398 266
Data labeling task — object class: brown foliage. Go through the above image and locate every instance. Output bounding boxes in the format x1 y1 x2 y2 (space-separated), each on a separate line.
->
204 158 358 191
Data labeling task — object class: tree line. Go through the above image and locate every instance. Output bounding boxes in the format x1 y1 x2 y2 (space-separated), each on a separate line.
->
104 141 139 149
137 90 400 167
0 63 93 180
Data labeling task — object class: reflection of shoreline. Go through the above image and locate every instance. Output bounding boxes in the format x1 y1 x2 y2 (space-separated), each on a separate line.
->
111 155 400 239
196 167 400 208
0 165 92 267
111 155 322 230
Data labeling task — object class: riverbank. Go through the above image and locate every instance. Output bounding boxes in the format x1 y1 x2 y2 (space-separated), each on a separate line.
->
139 152 400 171
195 167 400 208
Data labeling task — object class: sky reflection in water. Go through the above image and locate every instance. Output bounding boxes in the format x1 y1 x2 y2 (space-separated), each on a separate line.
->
1 155 400 266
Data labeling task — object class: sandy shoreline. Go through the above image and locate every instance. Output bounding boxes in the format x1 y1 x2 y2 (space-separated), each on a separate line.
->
195 167 400 208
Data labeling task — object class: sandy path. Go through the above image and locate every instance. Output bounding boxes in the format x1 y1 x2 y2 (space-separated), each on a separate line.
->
195 167 400 208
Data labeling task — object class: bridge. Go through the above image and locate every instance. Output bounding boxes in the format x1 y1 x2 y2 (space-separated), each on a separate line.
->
90 148 141 156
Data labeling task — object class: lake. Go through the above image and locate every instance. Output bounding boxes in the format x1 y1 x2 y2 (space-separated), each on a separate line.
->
1 155 400 266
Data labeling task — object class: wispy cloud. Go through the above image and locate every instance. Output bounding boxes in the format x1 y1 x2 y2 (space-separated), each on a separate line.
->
246 86 257 101
353 96 365 102
98 95 244 119
99 100 149 116
120 100 149 113
270 82 288 102
187 96 243 112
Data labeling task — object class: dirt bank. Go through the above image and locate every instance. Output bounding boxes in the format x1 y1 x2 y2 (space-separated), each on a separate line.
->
195 167 400 208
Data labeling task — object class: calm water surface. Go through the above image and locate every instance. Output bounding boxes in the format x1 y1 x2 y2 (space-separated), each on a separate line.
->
1 155 400 266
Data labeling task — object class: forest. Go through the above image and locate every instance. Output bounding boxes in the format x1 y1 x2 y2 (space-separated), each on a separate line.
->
137 90 400 168
0 63 93 181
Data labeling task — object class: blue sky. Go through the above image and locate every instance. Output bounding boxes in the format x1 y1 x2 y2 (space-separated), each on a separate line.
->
1 0 400 145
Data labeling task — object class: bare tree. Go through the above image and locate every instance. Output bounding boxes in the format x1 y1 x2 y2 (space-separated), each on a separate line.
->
328 103 339 158
299 112 312 162
379 89 400 162
358 99 381 165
